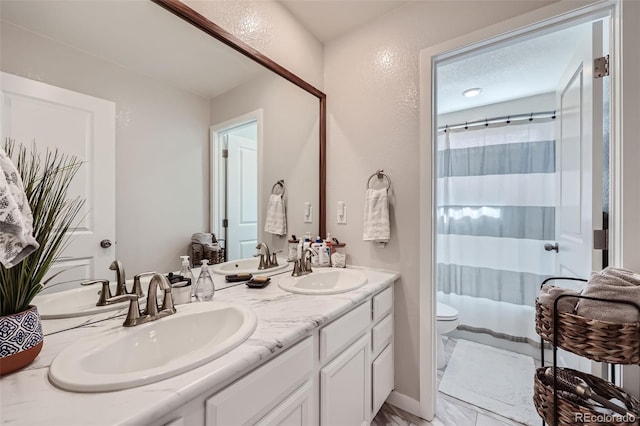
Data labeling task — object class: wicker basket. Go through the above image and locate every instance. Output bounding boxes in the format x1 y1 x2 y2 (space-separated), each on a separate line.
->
535 299 640 364
533 367 638 425
190 241 225 267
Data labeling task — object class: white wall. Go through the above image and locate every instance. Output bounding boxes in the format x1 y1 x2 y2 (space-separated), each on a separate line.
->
1 22 211 275
182 0 324 90
324 0 558 401
209 71 319 254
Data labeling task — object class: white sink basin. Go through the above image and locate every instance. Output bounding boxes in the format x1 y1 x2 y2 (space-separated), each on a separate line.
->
34 284 147 319
48 301 257 392
211 256 288 275
278 269 368 295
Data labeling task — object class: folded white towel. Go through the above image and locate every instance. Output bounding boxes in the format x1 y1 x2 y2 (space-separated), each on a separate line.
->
363 188 390 243
0 147 39 268
264 193 286 236
577 268 640 323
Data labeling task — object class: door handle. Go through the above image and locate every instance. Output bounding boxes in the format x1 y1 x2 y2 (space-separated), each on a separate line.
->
100 239 112 249
544 242 559 252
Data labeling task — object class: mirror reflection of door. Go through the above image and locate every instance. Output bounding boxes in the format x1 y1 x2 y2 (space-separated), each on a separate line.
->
214 120 258 261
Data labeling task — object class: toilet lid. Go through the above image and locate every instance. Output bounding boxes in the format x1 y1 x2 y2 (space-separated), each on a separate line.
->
437 302 458 320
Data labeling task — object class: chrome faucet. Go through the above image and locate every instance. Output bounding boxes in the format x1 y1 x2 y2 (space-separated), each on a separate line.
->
292 247 316 277
106 273 176 327
256 242 283 270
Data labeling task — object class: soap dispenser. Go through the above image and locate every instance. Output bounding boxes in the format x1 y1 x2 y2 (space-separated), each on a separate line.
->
194 259 215 301
179 255 196 299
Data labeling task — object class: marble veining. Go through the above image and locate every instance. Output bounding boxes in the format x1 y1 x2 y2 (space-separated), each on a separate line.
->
1 266 397 426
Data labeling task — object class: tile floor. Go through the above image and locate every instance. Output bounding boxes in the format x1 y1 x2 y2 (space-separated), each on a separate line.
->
372 338 536 426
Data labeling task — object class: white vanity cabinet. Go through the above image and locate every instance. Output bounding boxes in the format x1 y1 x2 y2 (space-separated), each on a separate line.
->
153 285 393 426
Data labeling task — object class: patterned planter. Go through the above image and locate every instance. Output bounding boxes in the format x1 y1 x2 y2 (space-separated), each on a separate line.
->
0 306 43 375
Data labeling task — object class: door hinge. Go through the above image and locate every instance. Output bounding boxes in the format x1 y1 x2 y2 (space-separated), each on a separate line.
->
222 219 228 228
222 149 228 158
594 55 609 78
594 229 608 250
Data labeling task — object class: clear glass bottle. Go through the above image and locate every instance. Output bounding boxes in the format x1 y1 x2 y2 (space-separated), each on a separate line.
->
194 259 215 301
179 255 196 301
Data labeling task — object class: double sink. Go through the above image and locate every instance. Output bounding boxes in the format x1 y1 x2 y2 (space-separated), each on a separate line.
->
40 258 367 393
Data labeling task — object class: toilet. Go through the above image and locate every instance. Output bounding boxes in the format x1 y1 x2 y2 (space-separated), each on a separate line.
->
437 302 459 369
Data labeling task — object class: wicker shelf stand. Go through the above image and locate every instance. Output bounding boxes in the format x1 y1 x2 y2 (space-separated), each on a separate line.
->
534 277 640 426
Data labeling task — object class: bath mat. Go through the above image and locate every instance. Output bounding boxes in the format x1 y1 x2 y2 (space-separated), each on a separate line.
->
439 339 538 425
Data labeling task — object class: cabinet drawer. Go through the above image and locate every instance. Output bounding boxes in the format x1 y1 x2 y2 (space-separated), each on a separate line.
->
205 337 313 426
372 287 393 322
371 313 393 356
320 301 371 363
372 344 393 415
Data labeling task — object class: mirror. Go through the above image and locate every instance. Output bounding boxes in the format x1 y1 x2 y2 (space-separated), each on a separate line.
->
0 0 326 281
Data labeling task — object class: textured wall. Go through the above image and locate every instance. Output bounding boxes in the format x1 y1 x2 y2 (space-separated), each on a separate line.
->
324 0 558 401
182 0 324 90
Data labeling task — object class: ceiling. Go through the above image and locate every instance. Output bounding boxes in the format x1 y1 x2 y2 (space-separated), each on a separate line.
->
0 0 265 99
279 1 594 115
279 0 411 42
437 22 592 114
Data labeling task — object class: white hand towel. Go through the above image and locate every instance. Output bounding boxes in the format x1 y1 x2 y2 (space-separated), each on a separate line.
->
363 188 390 243
0 148 39 268
264 193 287 236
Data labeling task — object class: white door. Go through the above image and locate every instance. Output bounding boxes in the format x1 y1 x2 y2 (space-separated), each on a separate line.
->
0 72 115 291
553 20 604 280
550 22 606 374
226 123 258 261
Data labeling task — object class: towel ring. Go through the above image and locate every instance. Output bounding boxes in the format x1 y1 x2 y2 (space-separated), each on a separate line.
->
366 169 391 190
271 179 285 195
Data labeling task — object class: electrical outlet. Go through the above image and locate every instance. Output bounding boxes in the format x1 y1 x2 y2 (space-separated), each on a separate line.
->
337 201 347 224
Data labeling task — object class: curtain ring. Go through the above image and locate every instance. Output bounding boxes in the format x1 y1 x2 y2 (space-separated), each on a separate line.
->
484 118 488 127
529 112 534 121
552 110 557 120
506 115 511 124
444 125 448 133
464 121 468 130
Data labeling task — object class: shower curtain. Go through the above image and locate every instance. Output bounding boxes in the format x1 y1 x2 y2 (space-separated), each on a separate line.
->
436 120 556 345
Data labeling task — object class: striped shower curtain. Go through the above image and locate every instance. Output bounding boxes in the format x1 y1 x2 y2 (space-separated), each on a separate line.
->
436 120 557 344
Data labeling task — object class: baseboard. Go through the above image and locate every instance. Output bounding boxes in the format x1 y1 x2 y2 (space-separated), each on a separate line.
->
386 391 422 418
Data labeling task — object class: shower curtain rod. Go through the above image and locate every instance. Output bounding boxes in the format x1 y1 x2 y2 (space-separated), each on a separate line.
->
438 110 556 133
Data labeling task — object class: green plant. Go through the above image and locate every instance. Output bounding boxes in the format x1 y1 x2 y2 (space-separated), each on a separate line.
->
0 139 84 316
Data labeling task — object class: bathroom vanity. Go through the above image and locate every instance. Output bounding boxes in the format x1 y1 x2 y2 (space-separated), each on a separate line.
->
0 267 397 426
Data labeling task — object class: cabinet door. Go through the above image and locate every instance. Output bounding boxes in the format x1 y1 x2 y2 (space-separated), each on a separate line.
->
372 343 394 416
206 337 313 425
320 334 370 426
256 381 313 426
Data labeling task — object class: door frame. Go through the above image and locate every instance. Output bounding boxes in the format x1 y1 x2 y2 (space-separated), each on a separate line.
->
418 0 625 420
210 109 263 249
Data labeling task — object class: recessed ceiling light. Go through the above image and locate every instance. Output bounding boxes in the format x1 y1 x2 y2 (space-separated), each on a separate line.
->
462 88 482 97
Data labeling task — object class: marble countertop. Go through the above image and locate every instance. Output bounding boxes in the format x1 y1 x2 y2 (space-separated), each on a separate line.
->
0 266 398 426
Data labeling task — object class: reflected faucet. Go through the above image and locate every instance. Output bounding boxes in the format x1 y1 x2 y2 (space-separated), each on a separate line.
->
109 260 127 296
255 242 271 270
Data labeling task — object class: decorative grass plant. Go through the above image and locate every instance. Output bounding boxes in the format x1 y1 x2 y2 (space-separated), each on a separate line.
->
0 139 84 316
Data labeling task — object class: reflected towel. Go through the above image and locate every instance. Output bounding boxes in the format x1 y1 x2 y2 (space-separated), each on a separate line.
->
264 193 286 236
363 188 390 243
0 147 39 268
577 267 640 323
536 284 580 314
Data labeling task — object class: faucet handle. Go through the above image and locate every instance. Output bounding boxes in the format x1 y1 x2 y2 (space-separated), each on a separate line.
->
254 253 267 270
270 250 282 267
106 294 141 327
82 279 112 306
132 271 155 298
161 288 177 314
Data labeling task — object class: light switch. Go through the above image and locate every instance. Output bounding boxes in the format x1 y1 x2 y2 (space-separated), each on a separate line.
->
304 202 313 223
337 201 347 224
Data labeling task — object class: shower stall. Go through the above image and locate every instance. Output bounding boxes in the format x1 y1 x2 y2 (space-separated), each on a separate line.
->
436 113 557 357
